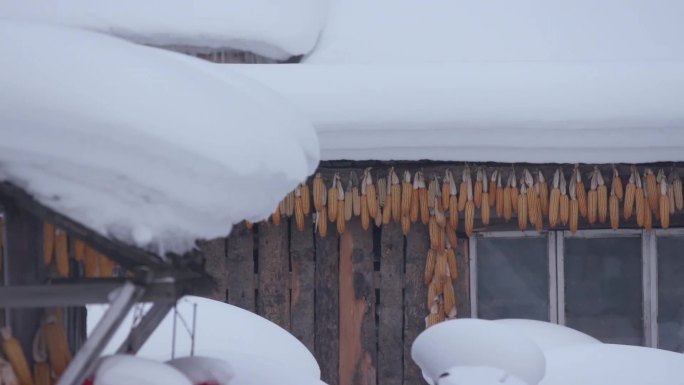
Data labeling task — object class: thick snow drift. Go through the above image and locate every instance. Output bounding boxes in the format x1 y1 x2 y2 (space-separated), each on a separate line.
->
233 64 684 163
96 355 192 385
411 319 545 385
0 21 319 254
0 0 326 60
307 0 684 64
87 296 321 380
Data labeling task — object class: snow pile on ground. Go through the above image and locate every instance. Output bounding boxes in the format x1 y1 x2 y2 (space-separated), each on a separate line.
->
307 0 684 64
95 355 192 385
0 0 326 60
0 21 319 254
233 63 684 163
87 296 321 383
412 318 684 385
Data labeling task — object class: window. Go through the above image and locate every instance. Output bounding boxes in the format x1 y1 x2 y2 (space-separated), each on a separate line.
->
655 230 684 352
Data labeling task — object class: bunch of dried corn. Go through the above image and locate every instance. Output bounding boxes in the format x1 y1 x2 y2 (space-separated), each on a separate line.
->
518 180 528 231
635 171 646 227
464 171 475 237
510 169 519 214
495 171 504 219
559 170 570 226
441 170 451 209
1 328 33 385
643 177 653 230
548 169 561 227
624 167 637 220
575 166 588 219
587 169 598 225
612 167 624 201
481 169 490 226
659 175 670 229
610 184 620 230
489 170 498 208
474 168 483 208
569 174 579 234
645 168 658 214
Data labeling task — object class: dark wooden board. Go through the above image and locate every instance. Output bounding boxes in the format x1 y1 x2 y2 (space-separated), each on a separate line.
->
199 237 228 301
378 222 405 385
339 219 376 385
403 223 429 385
258 220 290 330
290 217 316 353
225 223 255 311
315 225 340 385
455 237 471 317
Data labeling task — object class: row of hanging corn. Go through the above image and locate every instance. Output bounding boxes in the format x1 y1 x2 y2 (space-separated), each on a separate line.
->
43 222 118 278
1 308 72 385
263 166 684 235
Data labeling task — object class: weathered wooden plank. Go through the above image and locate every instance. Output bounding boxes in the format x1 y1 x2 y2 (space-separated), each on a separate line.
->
199 237 228 301
225 223 255 311
290 217 315 353
454 237 471 318
3 202 46 361
339 219 376 385
403 223 429 385
379 222 405 385
258 220 291 330
316 225 340 385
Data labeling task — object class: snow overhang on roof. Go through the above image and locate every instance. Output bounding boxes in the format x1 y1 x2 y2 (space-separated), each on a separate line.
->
0 0 327 61
0 21 319 254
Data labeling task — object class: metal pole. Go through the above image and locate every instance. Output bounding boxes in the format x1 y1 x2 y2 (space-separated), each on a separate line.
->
56 282 142 385
171 305 177 359
116 301 175 354
190 303 197 356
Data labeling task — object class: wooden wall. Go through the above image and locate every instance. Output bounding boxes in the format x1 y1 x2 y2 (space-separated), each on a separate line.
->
200 217 470 385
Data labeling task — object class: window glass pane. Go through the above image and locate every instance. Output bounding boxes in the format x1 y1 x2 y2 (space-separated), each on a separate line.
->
564 236 643 345
477 237 549 321
657 236 684 352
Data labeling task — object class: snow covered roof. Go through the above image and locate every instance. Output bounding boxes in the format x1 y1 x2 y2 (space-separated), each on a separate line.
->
232 63 684 163
0 0 326 61
306 0 684 64
0 21 319 254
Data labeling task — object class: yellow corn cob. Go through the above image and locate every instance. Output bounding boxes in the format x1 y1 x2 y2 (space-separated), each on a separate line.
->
34 362 50 385
360 194 369 231
458 167 469 212
646 169 658 213
42 317 71 376
449 194 459 231
660 180 670 229
636 186 645 227
72 238 85 262
503 186 512 222
534 199 543 232
668 183 675 214
374 200 383 228
598 185 608 224
317 209 328 236
391 172 401 223
429 216 439 250
327 176 338 222
43 222 55 266
538 171 549 217
427 176 437 209
402 171 413 217
365 169 378 218
427 279 439 309
474 168 483 208
559 194 569 226
569 199 579 234
419 185 429 225
54 229 69 277
644 195 653 230
443 280 456 316
442 170 452 210
518 184 528 231
624 169 636 219
377 176 387 209
575 168 588 219
313 173 325 212
446 247 458 279
496 171 504 218
382 177 392 225
435 251 449 282
294 196 305 231
446 223 458 251
300 183 311 216
674 175 683 211
481 192 490 225
424 249 436 285
548 169 561 227
336 202 346 234
382 201 392 225
401 215 411 235
99 253 114 277
351 172 361 217
410 171 422 223
610 192 619 230
510 173 519 213
437 227 446 250
278 195 287 217
344 186 353 222
489 170 498 208
435 200 447 229
612 168 624 201
271 204 281 225
84 246 99 278
2 328 33 385
285 191 295 217
465 201 474 237
525 175 537 225
587 189 597 225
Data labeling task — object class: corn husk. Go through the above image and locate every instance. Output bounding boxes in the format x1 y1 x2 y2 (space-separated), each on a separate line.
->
524 170 537 225
377 175 387 210
587 169 598 225
674 173 683 211
364 168 378 218
510 170 519 213
344 180 353 222
443 280 456 317
418 173 429 225
382 175 392 225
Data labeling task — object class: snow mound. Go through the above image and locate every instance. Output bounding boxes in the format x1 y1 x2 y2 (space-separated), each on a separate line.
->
166 356 234 385
233 63 684 163
411 319 545 385
0 21 319 254
541 344 684 385
0 0 326 60
437 366 529 385
307 0 684 64
493 319 600 352
87 296 320 380
96 355 191 385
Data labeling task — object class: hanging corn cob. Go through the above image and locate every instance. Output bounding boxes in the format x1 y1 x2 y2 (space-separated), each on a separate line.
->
518 179 528 231
674 172 683 211
524 170 537 226
294 185 306 232
446 222 457 249
382 175 392 225
510 169 519 214
328 174 340 222
351 171 361 217
495 171 504 218
43 222 55 266
317 209 328 236
401 215 411 235
559 170 570 226
441 170 451 210
503 171 513 221
336 178 346 234
427 175 438 210
377 175 387 212
427 278 440 310
402 171 413 217
443 280 456 319
285 191 295 218
645 168 658 214
587 168 598 225
300 181 311 216
446 247 458 280
643 179 653 231
41 314 71 376
72 238 85 262
635 172 645 227
624 167 637 220
410 171 421 223
569 174 579 234
481 169 490 226
464 171 475 237
609 184 620 230
435 251 450 283
474 168 483 208
54 229 69 277
429 216 439 250
489 170 498 208
364 168 378 218
418 172 429 225
549 169 561 227
424 249 436 285
99 253 115 278
458 166 469 212
344 179 353 222
668 178 676 215
538 170 549 217
360 174 370 230
271 201 282 225
447 170 459 230
659 175 670 229
1 328 33 385
389 169 401 223
597 168 608 224
575 166 588 219
612 167 624 201
84 246 99 278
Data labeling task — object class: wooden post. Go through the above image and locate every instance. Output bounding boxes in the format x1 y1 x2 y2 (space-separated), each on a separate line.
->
290 218 315 353
379 223 404 385
315 226 339 385
3 201 46 361
258 221 290 330
403 224 428 385
226 224 255 311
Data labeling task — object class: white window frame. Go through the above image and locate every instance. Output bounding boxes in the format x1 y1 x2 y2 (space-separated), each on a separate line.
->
470 228 660 348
